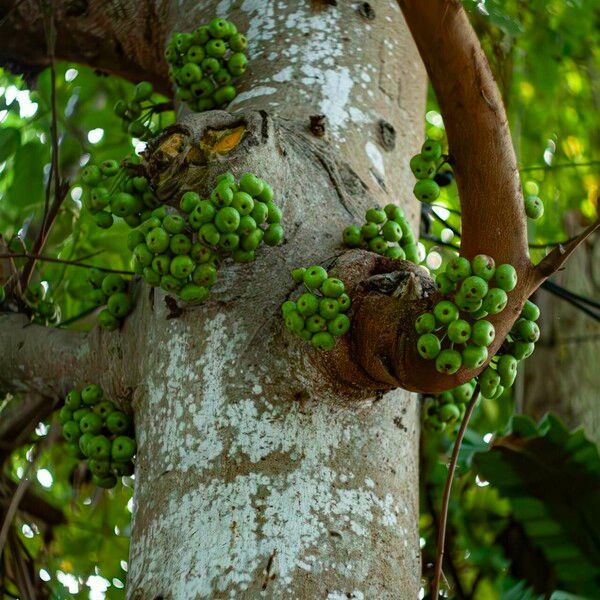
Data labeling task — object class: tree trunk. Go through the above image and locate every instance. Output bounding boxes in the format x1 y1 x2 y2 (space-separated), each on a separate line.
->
0 1 427 597
522 225 600 444
127 1 426 596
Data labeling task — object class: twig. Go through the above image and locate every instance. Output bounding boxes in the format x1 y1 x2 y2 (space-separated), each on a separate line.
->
149 101 175 113
1 253 134 275
56 306 99 328
420 233 460 250
426 206 581 250
528 238 576 249
431 384 481 599
20 1 63 292
519 159 600 173
425 483 467 600
0 0 27 29
0 450 42 556
0 423 60 556
542 280 600 310
427 210 462 237
7 530 36 600
430 204 462 217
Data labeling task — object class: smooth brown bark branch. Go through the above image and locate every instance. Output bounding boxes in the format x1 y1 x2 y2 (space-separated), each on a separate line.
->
329 0 538 393
398 0 528 268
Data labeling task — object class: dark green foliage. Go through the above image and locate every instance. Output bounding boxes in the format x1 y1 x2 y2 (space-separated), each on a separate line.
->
474 414 600 597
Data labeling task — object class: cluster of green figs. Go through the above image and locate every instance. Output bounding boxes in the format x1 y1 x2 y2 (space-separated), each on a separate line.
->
282 267 351 351
419 253 541 432
416 254 518 374
80 155 159 230
58 385 135 488
128 172 284 304
84 270 133 331
341 204 419 263
165 18 249 112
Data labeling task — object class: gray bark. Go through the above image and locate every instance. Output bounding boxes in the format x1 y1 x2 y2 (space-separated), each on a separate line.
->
522 230 600 444
0 1 427 597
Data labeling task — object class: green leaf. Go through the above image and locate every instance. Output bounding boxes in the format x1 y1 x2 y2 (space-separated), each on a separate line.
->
3 140 47 213
0 126 21 162
473 413 600 596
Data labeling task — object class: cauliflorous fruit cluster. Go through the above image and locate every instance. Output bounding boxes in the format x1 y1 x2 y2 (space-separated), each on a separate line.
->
415 255 518 375
282 266 351 351
423 298 540 433
130 172 283 304
409 138 451 204
165 19 248 112
58 384 135 489
26 282 60 325
113 81 170 140
341 204 420 263
79 155 158 229
85 269 134 331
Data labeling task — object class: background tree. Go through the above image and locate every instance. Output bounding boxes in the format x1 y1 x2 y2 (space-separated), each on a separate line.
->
0 1 597 599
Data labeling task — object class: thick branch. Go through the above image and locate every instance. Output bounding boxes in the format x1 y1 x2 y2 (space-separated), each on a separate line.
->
0 312 137 400
326 0 535 392
330 0 539 393
398 0 528 270
0 0 170 92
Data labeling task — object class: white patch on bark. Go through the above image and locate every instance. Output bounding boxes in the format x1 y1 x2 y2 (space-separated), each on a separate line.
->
134 449 403 597
240 0 277 50
319 67 354 137
365 141 385 177
272 66 294 82
229 86 278 108
132 317 407 598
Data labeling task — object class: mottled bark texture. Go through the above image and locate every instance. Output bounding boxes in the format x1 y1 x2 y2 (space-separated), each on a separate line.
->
522 228 600 444
0 1 427 598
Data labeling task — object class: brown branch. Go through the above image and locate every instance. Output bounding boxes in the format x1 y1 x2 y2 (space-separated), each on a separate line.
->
0 0 170 93
519 159 600 172
424 482 468 600
431 384 481 599
332 0 539 393
7 528 38 600
0 312 118 399
18 182 70 292
398 0 528 269
0 437 46 556
327 2 594 394
2 253 135 275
